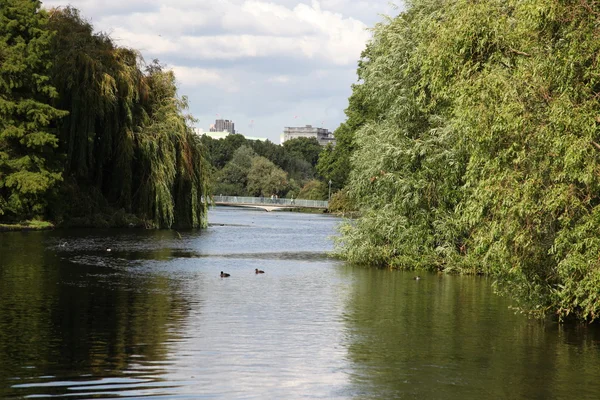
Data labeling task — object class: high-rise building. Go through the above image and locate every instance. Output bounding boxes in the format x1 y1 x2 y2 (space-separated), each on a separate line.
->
210 119 235 135
281 125 335 146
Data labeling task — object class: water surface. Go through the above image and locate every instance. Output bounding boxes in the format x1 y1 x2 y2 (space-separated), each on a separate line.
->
1 207 600 399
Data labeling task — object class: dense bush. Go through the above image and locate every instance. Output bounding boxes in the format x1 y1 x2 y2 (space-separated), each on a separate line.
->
328 190 356 215
297 180 328 201
337 0 600 322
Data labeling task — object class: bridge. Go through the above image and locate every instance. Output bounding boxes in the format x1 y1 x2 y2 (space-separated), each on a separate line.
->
212 195 328 212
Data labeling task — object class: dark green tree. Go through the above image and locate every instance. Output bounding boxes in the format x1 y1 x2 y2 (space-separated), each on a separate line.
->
316 78 376 191
214 145 256 195
0 0 67 220
282 137 322 167
246 156 288 197
201 133 248 169
46 8 209 228
249 139 287 169
316 124 352 192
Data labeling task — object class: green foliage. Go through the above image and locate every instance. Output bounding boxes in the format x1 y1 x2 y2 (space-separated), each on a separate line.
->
338 0 467 272
250 138 287 168
0 0 67 220
297 180 327 201
202 133 331 195
282 137 322 167
339 0 600 321
0 219 54 231
212 144 293 197
316 77 376 191
201 133 248 169
328 189 356 214
46 8 209 228
284 157 314 182
214 145 257 195
247 156 288 197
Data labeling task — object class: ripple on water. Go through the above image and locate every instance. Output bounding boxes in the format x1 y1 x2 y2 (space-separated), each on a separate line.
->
3 209 600 399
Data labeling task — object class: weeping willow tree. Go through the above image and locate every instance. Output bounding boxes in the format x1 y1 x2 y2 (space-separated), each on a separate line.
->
447 0 600 321
46 7 209 228
337 0 468 270
340 0 600 322
136 63 210 228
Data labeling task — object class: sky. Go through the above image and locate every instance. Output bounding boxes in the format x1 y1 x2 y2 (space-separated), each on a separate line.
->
41 0 402 143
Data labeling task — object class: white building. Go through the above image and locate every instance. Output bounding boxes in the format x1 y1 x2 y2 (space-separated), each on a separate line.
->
194 128 268 142
203 130 230 140
281 125 335 146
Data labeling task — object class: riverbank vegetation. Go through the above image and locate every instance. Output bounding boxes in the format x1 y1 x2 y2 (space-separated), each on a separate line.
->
335 0 600 322
0 2 209 229
201 134 331 200
0 220 54 231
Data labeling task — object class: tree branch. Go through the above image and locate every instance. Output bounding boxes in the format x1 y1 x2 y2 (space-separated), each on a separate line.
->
590 140 600 152
508 47 531 57
580 0 600 17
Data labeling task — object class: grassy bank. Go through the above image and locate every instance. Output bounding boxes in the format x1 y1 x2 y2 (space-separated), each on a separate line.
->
0 220 55 232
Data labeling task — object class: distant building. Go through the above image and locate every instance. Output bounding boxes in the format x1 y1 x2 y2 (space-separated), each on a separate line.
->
210 119 235 135
195 127 268 142
243 135 269 142
281 125 335 146
202 130 230 140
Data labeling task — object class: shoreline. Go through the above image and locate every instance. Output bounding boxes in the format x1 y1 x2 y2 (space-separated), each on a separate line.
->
0 221 55 232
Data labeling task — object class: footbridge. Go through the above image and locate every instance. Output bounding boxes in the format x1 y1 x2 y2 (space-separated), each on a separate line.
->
212 195 328 212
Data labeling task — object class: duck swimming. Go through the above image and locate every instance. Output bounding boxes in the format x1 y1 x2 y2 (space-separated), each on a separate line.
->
220 271 230 277
413 276 421 280
255 269 265 274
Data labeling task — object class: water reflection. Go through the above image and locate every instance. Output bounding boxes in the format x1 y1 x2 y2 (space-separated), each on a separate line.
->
0 230 197 398
1 208 600 399
341 265 600 399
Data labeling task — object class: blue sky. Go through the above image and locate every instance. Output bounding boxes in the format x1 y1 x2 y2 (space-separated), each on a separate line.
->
42 0 402 142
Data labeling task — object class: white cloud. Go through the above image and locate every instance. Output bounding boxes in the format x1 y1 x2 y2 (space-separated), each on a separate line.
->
41 0 397 141
268 75 291 84
88 1 370 66
170 66 237 92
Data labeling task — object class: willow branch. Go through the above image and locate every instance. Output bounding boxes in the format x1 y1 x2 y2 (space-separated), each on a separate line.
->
508 47 531 57
580 0 600 17
590 140 600 152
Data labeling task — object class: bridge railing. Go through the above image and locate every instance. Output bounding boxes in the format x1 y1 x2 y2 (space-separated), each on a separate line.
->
212 195 328 209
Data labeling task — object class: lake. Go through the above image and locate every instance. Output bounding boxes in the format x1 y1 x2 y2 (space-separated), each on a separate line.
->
1 207 600 399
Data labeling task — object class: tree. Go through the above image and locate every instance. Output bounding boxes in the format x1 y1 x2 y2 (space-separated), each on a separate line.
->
46 8 210 228
214 145 256 195
285 157 314 182
201 134 248 169
337 0 600 322
297 180 327 200
282 137 322 167
250 139 287 169
246 156 288 197
0 0 67 220
316 77 376 191
316 126 351 192
136 64 209 228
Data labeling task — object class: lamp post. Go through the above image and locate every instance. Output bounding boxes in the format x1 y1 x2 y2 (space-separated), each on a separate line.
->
328 180 332 201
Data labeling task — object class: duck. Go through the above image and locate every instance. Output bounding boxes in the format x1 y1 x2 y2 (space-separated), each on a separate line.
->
413 276 421 280
220 271 230 277
255 268 265 274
